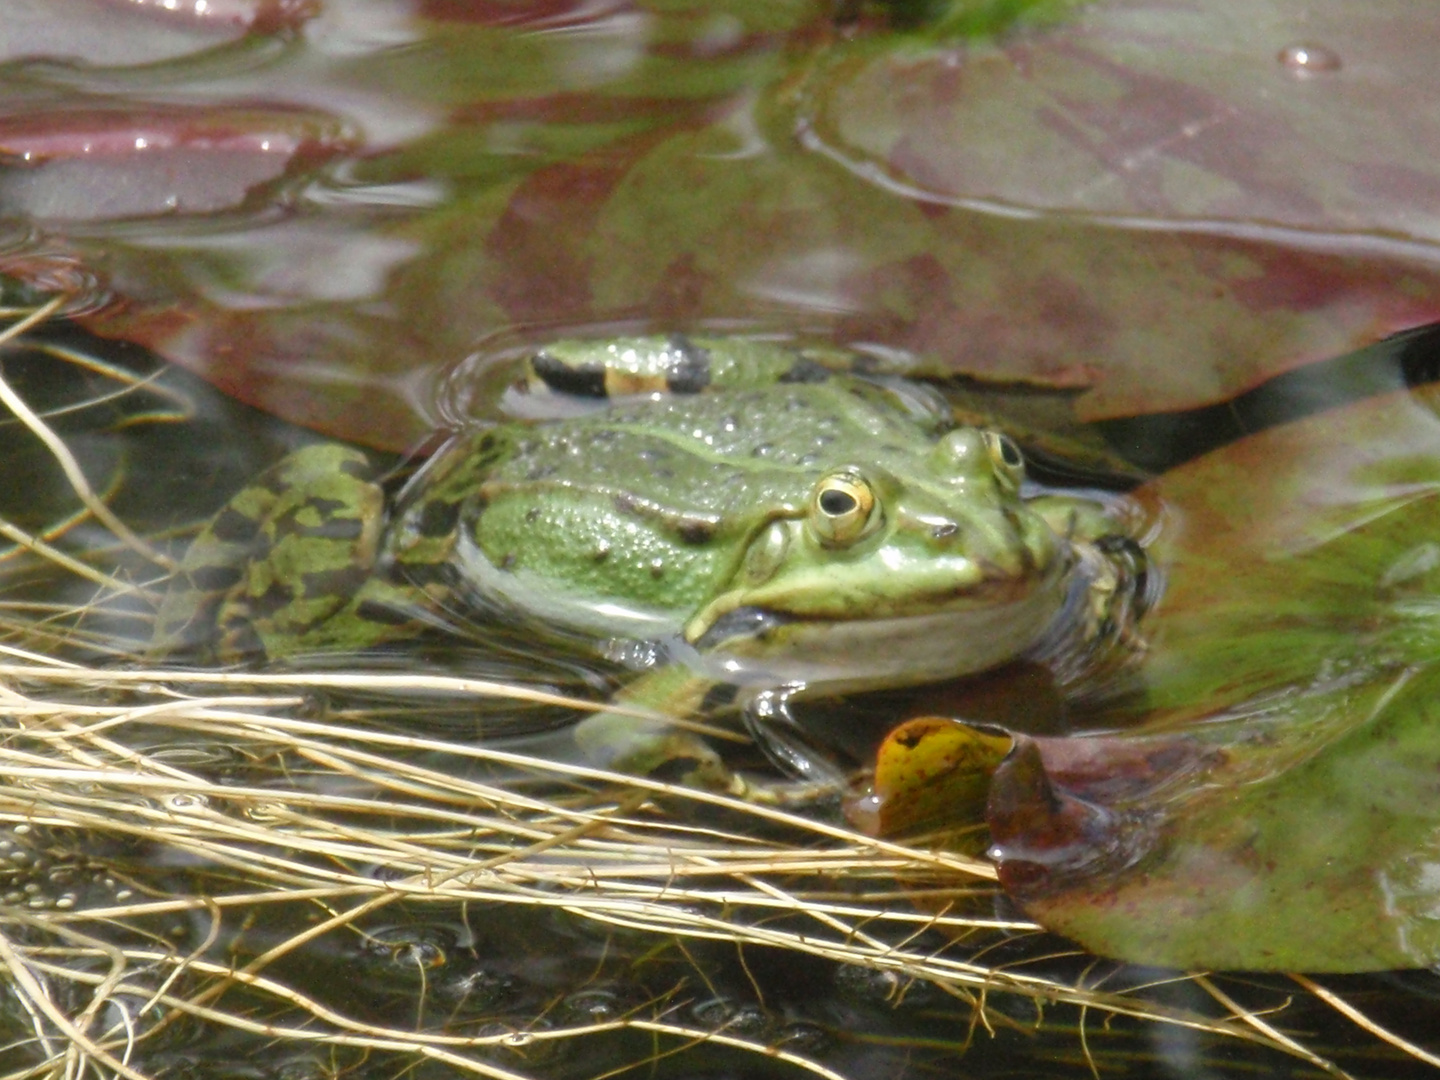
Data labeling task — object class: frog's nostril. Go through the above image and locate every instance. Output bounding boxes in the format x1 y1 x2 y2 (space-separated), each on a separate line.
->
931 521 959 541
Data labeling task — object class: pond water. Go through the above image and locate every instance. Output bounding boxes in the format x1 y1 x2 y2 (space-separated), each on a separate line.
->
3 2 1440 1078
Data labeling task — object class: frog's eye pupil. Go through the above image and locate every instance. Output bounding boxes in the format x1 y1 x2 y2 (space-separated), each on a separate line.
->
819 489 857 516
999 437 1022 468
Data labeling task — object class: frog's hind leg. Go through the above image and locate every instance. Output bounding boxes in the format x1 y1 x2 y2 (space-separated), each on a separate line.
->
152 444 383 662
151 472 283 658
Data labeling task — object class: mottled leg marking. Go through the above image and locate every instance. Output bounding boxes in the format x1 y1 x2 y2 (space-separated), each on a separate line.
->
152 445 382 662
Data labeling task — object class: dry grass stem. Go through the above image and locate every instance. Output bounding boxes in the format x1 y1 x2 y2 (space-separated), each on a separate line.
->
0 672 1382 1078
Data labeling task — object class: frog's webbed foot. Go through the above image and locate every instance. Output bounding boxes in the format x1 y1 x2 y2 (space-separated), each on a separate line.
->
742 685 851 788
1084 534 1153 651
1030 532 1153 692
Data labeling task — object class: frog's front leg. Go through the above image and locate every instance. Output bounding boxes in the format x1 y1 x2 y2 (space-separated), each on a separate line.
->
743 686 851 786
572 667 851 800
571 664 746 793
1025 493 1152 675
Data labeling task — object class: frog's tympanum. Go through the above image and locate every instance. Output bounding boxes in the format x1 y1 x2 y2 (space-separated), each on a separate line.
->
154 337 1147 797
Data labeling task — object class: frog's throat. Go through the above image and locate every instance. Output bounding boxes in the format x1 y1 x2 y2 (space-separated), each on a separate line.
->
677 573 1069 693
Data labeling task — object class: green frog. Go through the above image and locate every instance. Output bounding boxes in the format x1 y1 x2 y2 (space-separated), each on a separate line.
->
153 336 1147 795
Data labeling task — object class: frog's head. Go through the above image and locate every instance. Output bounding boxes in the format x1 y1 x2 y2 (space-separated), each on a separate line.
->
683 428 1073 690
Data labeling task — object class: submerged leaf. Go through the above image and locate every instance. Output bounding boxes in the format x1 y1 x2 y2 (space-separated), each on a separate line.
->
852 716 1013 838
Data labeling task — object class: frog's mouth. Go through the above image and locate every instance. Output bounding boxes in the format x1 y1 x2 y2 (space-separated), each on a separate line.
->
683 575 1068 692
690 606 792 651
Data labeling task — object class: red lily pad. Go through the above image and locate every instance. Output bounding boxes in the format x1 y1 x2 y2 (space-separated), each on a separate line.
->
3 0 249 66
105 0 317 31
0 106 350 222
793 0 1440 418
982 379 1440 972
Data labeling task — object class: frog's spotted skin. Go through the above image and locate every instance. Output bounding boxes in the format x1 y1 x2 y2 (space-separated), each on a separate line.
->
155 336 1147 792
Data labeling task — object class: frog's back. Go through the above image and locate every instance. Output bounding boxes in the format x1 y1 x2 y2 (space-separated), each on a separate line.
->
492 380 942 514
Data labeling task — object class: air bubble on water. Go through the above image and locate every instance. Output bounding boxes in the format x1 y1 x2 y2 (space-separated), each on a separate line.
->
1277 42 1342 76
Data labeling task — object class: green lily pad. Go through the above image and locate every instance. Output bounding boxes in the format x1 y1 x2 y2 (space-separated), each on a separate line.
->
987 379 1440 972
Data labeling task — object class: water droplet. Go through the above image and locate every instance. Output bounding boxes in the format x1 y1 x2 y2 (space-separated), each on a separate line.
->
165 793 208 812
1278 42 1341 76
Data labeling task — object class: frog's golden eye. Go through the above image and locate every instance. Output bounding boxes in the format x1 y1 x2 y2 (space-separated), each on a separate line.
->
810 470 877 546
983 432 1025 491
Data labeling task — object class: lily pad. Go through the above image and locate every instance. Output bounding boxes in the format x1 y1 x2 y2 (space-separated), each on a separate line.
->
0 0 1424 448
793 0 1440 418
984 379 1440 972
0 105 351 222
